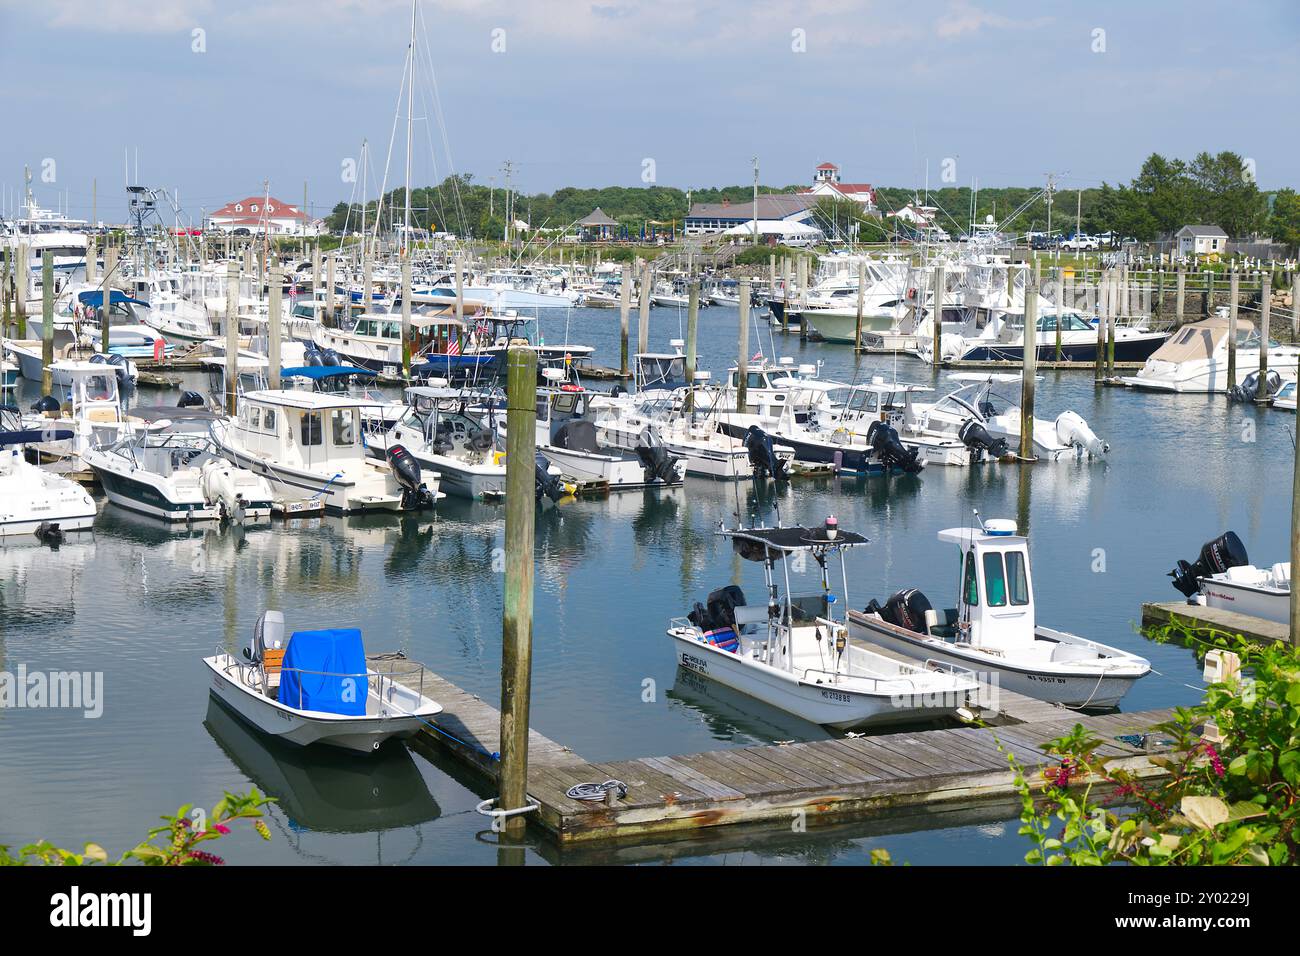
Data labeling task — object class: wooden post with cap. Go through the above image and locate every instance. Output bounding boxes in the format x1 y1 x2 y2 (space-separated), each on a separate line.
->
41 252 54 396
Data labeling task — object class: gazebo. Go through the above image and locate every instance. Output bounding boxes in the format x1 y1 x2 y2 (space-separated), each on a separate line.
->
578 207 619 241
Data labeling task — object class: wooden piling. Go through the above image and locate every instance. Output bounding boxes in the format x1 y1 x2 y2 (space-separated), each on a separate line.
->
268 261 282 390
685 281 699 411
225 262 239 414
780 257 792 330
500 345 539 835
1175 266 1186 326
855 260 866 352
454 256 464 328
85 235 96 284
737 279 751 413
401 257 413 380
325 254 335 327
1019 265 1036 460
1107 272 1116 377
1 247 9 338
1094 269 1105 383
1205 269 1214 317
40 252 54 396
931 260 944 362
1227 269 1238 390
1256 273 1271 404
637 260 651 355
15 242 28 338
618 265 631 378
101 244 118 354
1053 269 1062 362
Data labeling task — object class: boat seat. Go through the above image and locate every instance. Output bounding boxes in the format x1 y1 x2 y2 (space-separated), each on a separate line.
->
732 604 769 633
1270 563 1291 585
927 608 960 641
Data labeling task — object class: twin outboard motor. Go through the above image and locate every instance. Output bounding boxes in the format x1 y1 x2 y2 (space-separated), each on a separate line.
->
31 395 61 416
958 418 1009 460
320 348 341 367
535 454 567 503
744 425 789 481
304 347 324 367
688 585 747 632
386 444 435 509
1170 531 1249 599
864 588 933 634
177 390 206 409
92 352 132 390
1055 410 1108 458
1228 369 1282 404
866 421 923 474
635 433 681 485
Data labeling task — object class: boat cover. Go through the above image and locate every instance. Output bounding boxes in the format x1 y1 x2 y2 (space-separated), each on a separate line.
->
278 629 368 716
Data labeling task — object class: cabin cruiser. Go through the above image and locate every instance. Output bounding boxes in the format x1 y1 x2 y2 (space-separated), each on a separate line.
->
462 314 595 372
210 390 442 513
849 516 1151 708
929 308 1168 364
84 409 274 523
0 405 96 536
126 272 214 343
204 611 444 752
1170 531 1289 626
667 521 981 729
908 374 1108 462
1124 317 1300 393
312 312 464 374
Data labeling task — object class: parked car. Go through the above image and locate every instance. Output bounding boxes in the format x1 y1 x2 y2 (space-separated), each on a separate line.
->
1062 234 1100 251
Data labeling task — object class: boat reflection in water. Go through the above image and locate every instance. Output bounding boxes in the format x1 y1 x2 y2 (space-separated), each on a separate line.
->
204 698 440 861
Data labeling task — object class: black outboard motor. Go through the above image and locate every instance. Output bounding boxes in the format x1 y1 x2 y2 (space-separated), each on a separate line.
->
105 353 132 390
33 521 64 548
635 435 681 485
386 445 435 509
688 585 747 632
31 395 61 415
866 421 923 474
320 348 341 367
535 454 567 502
1169 531 1249 599
177 390 206 409
304 347 324 367
1227 369 1282 404
958 418 1009 460
744 425 789 481
864 588 933 634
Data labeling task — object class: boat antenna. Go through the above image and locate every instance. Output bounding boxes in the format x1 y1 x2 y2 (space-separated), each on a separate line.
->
972 508 986 532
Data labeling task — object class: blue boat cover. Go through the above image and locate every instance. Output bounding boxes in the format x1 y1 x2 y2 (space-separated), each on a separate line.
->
281 365 377 381
278 629 368 716
76 289 149 308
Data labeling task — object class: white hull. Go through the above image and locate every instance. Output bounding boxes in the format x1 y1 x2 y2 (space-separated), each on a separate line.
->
541 442 683 489
1200 578 1289 625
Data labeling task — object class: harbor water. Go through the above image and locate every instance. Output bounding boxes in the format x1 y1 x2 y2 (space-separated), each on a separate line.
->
0 305 1291 865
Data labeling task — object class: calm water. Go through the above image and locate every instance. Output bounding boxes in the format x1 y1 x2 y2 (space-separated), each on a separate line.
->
0 305 1292 865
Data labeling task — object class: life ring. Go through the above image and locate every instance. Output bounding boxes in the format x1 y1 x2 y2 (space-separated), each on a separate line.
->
560 383 582 392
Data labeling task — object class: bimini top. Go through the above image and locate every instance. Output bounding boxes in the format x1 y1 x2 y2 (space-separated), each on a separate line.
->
722 524 869 557
281 365 376 381
76 289 148 309
241 388 375 410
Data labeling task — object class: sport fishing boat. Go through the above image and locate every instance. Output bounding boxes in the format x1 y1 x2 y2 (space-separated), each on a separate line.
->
20 360 132 476
1124 316 1300 393
210 389 442 513
667 521 981 730
204 611 443 752
1169 531 1289 626
84 409 274 523
933 308 1168 364
0 405 97 537
849 516 1151 709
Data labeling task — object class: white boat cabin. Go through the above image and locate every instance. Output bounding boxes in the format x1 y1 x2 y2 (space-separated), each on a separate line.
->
232 390 370 472
939 520 1037 649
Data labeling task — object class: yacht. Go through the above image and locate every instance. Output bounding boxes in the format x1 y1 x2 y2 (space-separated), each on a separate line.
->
667 522 982 729
849 516 1151 709
930 307 1167 364
1124 317 1300 393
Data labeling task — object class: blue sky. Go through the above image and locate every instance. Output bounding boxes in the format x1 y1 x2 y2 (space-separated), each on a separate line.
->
1 0 1296 224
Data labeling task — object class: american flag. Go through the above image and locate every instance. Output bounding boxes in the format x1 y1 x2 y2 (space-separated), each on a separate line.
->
446 338 461 356
289 285 298 303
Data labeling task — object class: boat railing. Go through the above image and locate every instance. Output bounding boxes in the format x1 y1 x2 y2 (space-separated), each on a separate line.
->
217 648 429 712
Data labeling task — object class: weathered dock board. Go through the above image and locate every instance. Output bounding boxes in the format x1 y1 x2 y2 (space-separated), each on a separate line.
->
1141 601 1289 646
383 652 1178 845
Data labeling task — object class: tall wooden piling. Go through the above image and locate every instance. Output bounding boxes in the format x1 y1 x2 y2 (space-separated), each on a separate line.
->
101 244 118 354
401 257 413 379
499 345 539 835
1019 264 1037 460
15 242 28 338
454 256 465 327
1175 267 1186 326
1107 271 1117 377
40 252 54 396
637 260 651 355
1 247 10 338
325 254 336 327
85 236 96 284
268 262 283 389
1094 270 1106 383
1205 269 1215 317
1257 273 1272 404
685 281 699 411
1053 269 1063 362
854 261 866 352
618 265 631 378
780 256 792 330
931 260 945 363
737 279 751 412
1227 269 1239 390
225 262 239 415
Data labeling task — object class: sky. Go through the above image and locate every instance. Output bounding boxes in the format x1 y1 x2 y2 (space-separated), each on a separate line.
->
1 0 1297 225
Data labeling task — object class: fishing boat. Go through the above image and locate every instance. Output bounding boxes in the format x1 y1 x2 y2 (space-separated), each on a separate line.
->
1124 317 1300 393
1273 377 1297 412
1169 531 1290 626
210 389 441 513
935 309 1168 364
849 516 1151 709
20 360 132 475
0 405 97 537
204 611 443 752
83 409 274 523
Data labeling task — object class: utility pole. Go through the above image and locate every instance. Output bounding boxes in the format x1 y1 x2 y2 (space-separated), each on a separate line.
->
501 160 514 246
751 157 760 247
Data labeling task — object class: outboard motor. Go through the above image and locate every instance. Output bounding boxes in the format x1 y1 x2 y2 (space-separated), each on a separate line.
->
304 347 324 367
744 425 789 481
33 521 64 548
866 420 923 474
31 395 61 416
177 390 206 409
1228 369 1282 404
535 453 567 502
1055 410 1108 457
243 609 286 664
865 588 933 634
386 444 435 509
105 353 132 390
688 585 747 632
320 348 341 367
958 418 1009 460
1169 531 1250 599
635 433 681 485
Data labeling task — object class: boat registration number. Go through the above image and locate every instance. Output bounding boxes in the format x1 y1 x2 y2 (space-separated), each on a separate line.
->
820 689 851 703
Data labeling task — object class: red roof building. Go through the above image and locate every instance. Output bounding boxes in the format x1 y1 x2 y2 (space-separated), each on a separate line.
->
206 196 311 236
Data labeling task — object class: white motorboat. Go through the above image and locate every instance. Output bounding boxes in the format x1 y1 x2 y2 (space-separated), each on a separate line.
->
204 611 443 753
4 338 140 389
667 522 982 730
210 389 441 513
126 273 214 344
932 308 1168 364
909 374 1109 462
849 516 1151 709
1271 377 1296 412
20 360 132 475
1170 531 1290 625
0 406 97 536
1124 316 1300 393
84 410 274 523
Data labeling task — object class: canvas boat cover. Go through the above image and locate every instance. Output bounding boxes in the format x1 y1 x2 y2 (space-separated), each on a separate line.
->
278 629 368 716
1147 318 1250 364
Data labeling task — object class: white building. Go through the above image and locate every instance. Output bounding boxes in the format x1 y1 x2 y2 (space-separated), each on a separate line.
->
1175 224 1227 257
206 196 319 237
802 162 878 213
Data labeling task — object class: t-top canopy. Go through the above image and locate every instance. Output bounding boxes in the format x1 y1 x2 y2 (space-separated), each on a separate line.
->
722 525 868 556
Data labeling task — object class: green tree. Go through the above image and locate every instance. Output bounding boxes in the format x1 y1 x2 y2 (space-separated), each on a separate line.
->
1268 188 1300 248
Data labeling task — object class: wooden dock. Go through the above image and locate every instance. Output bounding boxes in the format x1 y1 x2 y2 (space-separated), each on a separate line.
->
384 655 1178 845
1141 601 1289 646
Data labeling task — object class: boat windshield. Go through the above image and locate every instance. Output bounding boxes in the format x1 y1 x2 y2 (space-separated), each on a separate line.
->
786 591 830 624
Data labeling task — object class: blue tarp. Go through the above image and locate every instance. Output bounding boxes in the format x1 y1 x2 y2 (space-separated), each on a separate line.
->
278 629 368 716
413 354 495 374
76 289 149 308
281 365 376 380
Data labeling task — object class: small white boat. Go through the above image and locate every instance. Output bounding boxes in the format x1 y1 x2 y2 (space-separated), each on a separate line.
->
1170 531 1290 625
378 385 510 500
1272 377 1296 412
204 611 443 753
0 406 97 537
667 522 981 730
849 516 1151 709
1124 316 1300 393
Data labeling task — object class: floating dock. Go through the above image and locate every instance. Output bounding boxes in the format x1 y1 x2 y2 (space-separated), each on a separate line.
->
385 655 1176 845
1141 601 1289 646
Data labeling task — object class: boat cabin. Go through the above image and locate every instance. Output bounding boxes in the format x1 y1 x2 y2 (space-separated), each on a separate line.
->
938 520 1036 648
233 390 370 471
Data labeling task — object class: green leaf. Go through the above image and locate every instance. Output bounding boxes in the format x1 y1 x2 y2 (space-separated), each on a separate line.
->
1181 795 1230 830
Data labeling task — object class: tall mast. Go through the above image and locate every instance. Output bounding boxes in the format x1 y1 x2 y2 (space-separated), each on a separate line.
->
403 0 416 259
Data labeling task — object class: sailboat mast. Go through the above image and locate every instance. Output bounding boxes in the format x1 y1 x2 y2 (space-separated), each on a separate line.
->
403 0 416 259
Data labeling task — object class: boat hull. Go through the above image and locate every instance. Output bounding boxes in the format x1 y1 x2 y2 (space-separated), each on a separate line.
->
1201 580 1289 625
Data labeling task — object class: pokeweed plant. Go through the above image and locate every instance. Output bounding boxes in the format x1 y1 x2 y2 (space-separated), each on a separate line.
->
0 789 274 866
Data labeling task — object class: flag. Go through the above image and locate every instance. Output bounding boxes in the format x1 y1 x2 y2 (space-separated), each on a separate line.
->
446 338 461 356
752 350 763 362
289 285 299 303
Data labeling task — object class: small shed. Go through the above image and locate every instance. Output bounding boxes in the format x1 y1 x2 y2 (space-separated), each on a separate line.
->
1175 224 1227 257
